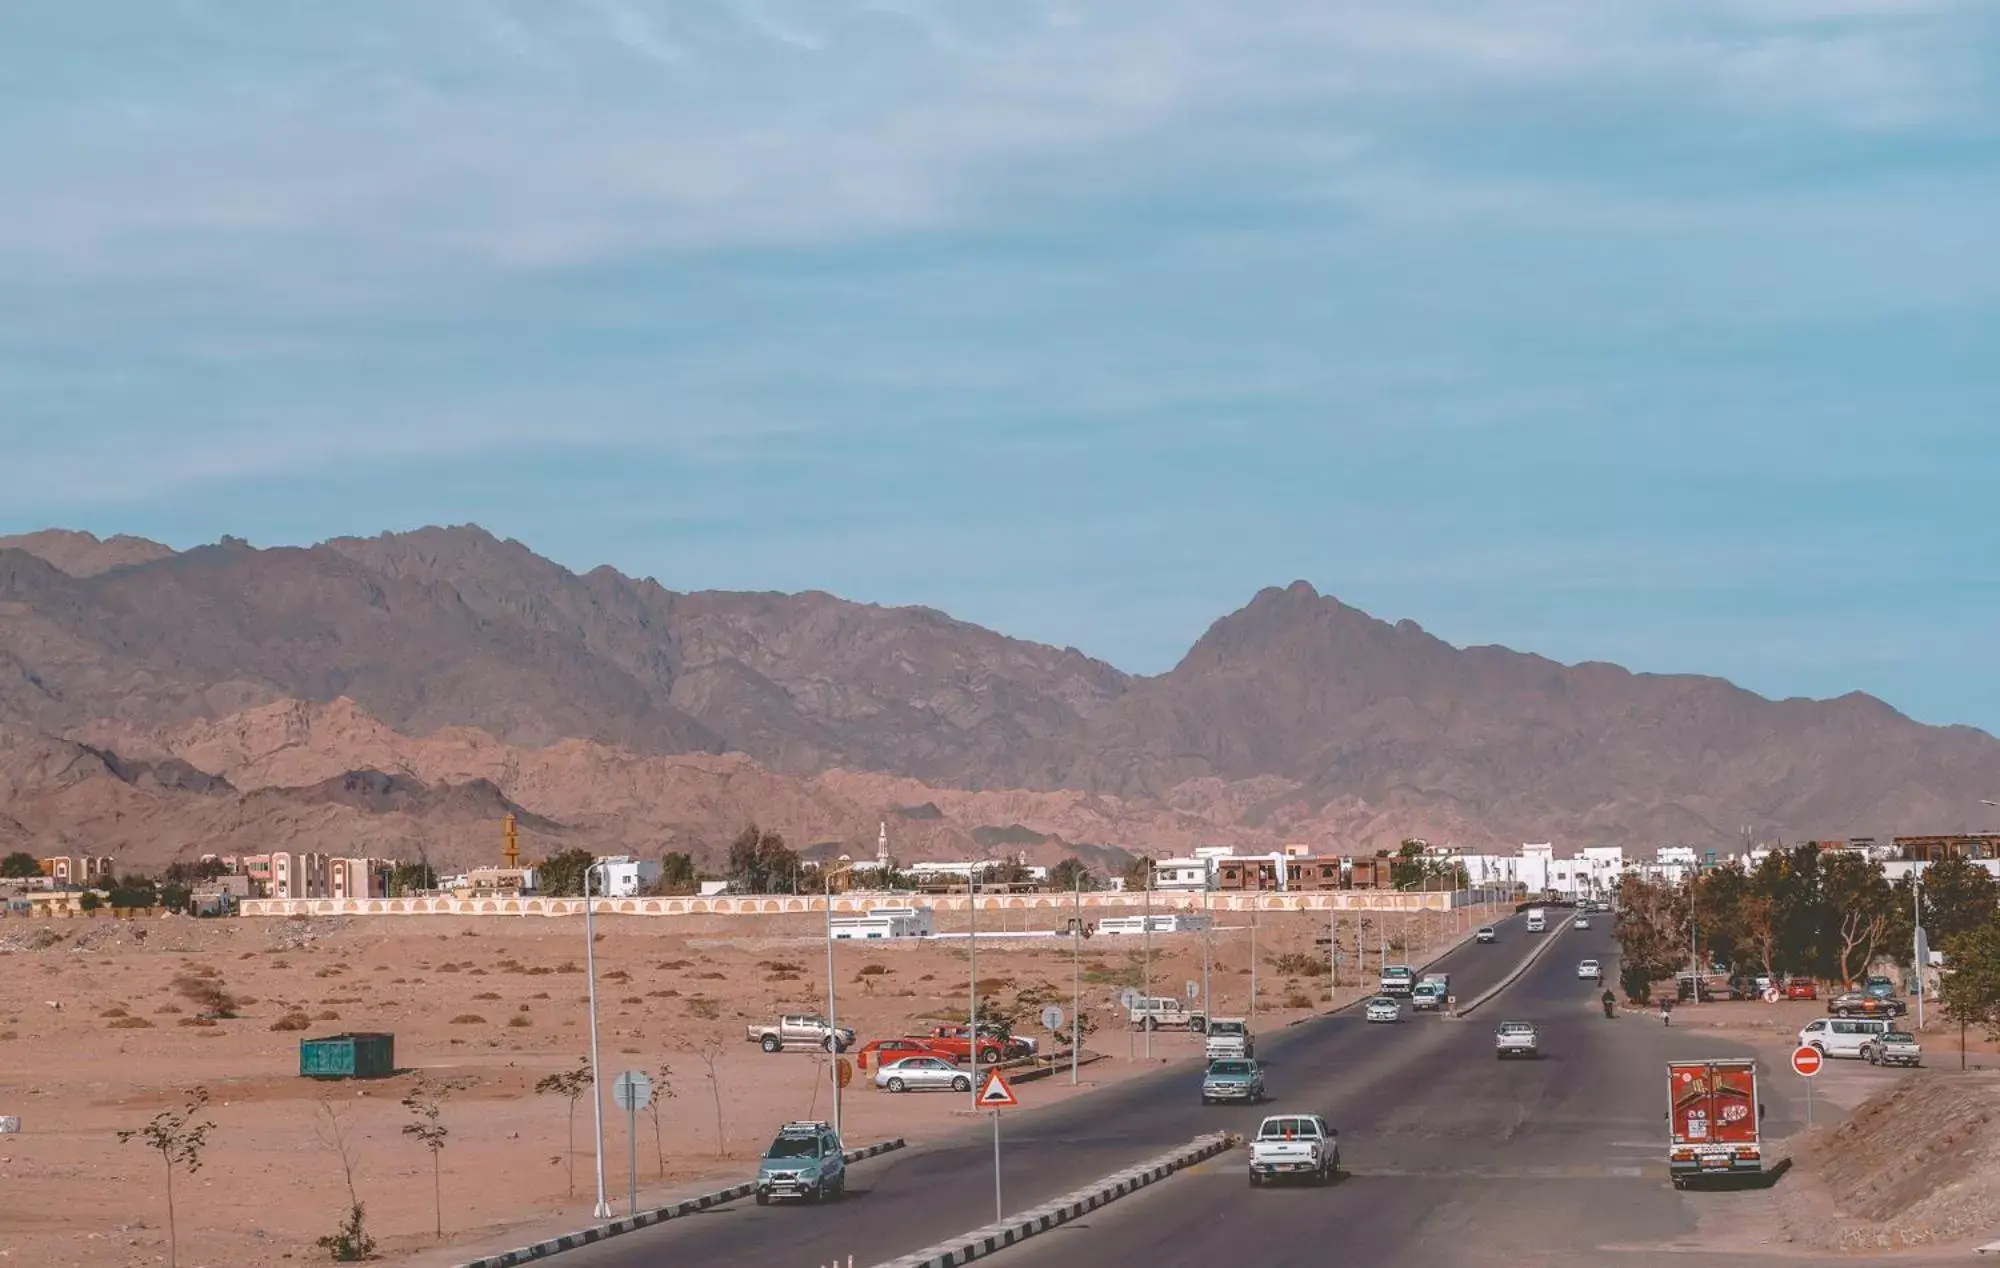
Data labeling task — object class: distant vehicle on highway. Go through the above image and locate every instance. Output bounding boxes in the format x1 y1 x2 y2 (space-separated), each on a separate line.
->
1248 1113 1339 1187
1365 996 1402 1023
1475 925 1497 943
1127 996 1209 1033
1204 1018 1253 1060
1577 959 1602 981
1571 914 1591 929
1202 1058 1266 1104
756 1121 846 1204
1411 982 1445 1012
1495 1020 1539 1059
747 1014 855 1054
1525 908 1546 933
1666 1059 1763 1188
874 1055 973 1094
1861 1030 1922 1067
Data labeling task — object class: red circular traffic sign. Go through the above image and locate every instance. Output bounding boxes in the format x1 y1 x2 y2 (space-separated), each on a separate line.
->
1790 1045 1823 1077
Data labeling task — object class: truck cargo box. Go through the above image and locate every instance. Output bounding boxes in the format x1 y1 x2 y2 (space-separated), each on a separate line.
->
1666 1058 1762 1186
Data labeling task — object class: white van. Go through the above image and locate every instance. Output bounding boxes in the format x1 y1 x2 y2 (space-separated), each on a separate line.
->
1525 908 1546 933
1798 1016 1890 1059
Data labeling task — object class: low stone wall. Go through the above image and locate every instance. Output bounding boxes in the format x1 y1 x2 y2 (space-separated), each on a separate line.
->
237 889 1456 919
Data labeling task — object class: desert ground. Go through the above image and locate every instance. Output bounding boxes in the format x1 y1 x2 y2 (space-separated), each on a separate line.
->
0 901 1499 1268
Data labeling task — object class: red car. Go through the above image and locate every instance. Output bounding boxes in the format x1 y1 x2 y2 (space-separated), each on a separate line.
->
915 1025 1010 1065
1784 979 1817 1000
855 1038 954 1067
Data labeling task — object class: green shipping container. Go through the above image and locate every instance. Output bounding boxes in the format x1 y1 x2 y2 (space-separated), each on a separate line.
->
299 1032 396 1080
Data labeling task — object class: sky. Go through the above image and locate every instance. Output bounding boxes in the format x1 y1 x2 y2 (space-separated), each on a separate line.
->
3 1 1999 734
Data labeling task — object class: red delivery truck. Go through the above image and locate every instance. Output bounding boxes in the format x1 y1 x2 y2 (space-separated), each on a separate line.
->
1666 1058 1763 1188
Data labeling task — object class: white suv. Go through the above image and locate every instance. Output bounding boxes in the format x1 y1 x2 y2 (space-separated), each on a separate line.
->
1576 959 1601 980
1798 1016 1890 1059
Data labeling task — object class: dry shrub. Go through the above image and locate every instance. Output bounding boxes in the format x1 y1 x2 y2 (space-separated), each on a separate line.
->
108 1016 154 1029
695 971 726 981
621 996 643 1005
314 968 338 979
100 1006 129 1019
314 1010 340 1021
657 959 691 970
197 1030 224 1039
646 989 680 999
508 1015 533 1029
685 997 721 1021
472 992 501 1001
555 961 582 974
603 969 630 982
0 1030 16 1041
178 1017 218 1028
269 1012 312 1032
758 960 803 974
1284 991 1314 1009
155 1004 183 1015
172 973 240 1018
858 964 890 977
530 991 551 1000
450 1014 487 1025
271 958 291 969
527 967 553 977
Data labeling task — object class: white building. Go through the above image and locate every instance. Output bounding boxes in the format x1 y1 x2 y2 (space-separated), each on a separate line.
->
1150 857 1214 890
594 856 662 898
907 859 1050 884
830 905 935 939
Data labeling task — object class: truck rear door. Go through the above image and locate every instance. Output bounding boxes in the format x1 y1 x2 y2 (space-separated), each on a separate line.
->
1667 1060 1761 1182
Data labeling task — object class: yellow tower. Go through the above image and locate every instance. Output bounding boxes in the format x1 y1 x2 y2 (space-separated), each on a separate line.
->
502 812 520 869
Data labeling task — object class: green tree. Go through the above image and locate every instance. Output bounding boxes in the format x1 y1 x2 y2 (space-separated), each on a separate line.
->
108 873 160 910
1390 841 1428 891
725 825 798 894
1049 857 1097 893
401 1075 470 1239
158 882 193 915
1613 874 1687 1003
79 890 103 912
1 851 43 879
1818 851 1901 984
1689 863 1749 973
1120 855 1153 892
389 861 437 896
657 852 698 895
1918 854 1999 948
1938 911 2000 1067
535 849 599 898
985 858 1032 886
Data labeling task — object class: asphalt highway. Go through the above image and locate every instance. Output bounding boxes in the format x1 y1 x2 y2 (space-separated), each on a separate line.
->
555 911 1551 1268
991 922 1952 1268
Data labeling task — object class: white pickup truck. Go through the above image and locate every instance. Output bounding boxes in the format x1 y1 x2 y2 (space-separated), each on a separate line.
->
1248 1112 1340 1187
1204 1017 1253 1060
1494 1019 1539 1059
745 1014 855 1053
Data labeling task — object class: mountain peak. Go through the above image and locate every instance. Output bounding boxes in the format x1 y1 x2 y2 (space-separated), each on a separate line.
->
0 528 177 576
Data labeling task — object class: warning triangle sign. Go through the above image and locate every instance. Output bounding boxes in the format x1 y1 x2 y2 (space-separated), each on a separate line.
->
976 1069 1018 1108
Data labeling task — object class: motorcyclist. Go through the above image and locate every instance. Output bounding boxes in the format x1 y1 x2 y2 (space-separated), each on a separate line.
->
1659 996 1673 1026
1600 988 1616 1017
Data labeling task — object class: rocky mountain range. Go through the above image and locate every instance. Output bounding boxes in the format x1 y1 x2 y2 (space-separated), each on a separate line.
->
3 524 1996 872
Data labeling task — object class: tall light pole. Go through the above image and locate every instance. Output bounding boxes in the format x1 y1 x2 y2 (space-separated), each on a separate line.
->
583 861 613 1220
824 864 849 1136
1071 868 1082 1085
1201 878 1212 1025
1142 864 1153 1060
968 870 979 1112
1248 891 1259 1024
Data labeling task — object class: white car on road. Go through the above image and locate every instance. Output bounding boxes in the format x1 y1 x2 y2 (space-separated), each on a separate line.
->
1495 1020 1539 1059
874 1055 973 1093
1365 996 1401 1023
1475 926 1497 943
1572 914 1591 929
1577 959 1601 980
1248 1113 1339 1187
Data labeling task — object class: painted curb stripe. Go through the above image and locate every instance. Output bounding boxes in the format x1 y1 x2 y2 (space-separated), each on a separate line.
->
452 1138 906 1268
871 1132 1238 1268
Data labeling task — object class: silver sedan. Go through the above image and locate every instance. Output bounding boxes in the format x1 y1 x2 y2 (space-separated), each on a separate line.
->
1365 996 1401 1023
875 1055 973 1094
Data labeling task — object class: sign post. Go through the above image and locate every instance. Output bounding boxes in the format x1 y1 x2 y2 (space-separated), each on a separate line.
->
1790 1045 1822 1126
611 1070 653 1217
1120 987 1140 1059
977 1069 1018 1222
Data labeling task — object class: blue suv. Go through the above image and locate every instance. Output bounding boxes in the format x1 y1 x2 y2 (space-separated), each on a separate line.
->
756 1121 846 1205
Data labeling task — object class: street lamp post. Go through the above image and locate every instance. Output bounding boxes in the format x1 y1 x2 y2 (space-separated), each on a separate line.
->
1201 880 1212 1026
824 865 845 1136
1142 867 1153 1060
1071 870 1082 1085
583 861 613 1220
1249 892 1259 1024
968 871 979 1112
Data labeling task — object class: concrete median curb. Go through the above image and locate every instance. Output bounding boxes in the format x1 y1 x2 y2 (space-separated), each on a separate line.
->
1452 919 1570 1018
871 1131 1240 1268
452 1138 906 1268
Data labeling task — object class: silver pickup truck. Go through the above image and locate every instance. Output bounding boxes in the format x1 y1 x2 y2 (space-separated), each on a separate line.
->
1861 1030 1922 1067
746 1014 855 1053
1248 1112 1339 1187
1495 1019 1539 1059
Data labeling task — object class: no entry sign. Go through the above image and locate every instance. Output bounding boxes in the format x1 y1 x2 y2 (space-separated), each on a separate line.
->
1790 1045 1823 1077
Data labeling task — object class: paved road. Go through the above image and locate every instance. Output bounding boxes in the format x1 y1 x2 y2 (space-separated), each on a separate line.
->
556 911 1550 1268
993 923 1964 1268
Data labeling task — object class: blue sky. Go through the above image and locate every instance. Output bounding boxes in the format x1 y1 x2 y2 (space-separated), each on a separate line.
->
4 2 1999 733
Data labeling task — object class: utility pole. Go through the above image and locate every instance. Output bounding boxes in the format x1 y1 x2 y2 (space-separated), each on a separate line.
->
1071 871 1081 1085
968 871 979 1112
583 861 612 1219
1201 880 1212 1025
1142 865 1153 1060
1249 893 1259 1024
824 865 843 1136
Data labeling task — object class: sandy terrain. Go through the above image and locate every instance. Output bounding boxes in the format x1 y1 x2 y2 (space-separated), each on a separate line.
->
0 902 1497 1268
